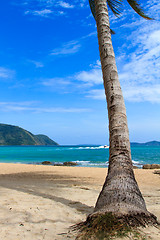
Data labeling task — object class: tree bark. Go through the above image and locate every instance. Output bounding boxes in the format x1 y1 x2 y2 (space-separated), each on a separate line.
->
93 0 151 216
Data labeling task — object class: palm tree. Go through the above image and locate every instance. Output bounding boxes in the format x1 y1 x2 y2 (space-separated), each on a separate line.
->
86 0 157 226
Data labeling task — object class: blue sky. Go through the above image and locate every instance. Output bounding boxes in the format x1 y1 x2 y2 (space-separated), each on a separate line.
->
0 0 160 145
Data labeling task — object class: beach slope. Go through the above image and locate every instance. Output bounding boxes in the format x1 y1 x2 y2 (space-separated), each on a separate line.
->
0 163 159 239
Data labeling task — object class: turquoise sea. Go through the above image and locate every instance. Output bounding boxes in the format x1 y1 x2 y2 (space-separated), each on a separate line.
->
0 145 160 168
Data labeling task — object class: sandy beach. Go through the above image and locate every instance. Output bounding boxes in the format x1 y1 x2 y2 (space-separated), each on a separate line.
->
0 163 159 239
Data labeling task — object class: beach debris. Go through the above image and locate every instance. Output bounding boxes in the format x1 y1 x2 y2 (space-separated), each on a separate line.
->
19 223 24 226
57 232 67 235
154 170 160 175
143 164 160 169
80 187 90 190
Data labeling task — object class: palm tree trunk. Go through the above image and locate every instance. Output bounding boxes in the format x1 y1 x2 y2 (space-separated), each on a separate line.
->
93 0 155 219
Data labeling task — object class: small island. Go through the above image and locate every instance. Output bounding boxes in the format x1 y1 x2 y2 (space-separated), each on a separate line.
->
131 141 160 146
0 123 58 146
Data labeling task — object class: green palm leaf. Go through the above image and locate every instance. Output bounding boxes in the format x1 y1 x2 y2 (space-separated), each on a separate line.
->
107 0 122 17
89 0 119 34
89 0 122 19
89 0 152 20
127 0 153 20
89 0 96 19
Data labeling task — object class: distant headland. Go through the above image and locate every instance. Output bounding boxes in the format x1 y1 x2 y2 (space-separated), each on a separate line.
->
0 123 58 146
131 141 160 146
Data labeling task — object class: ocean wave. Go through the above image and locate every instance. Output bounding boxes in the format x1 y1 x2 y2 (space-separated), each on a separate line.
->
132 160 143 166
73 160 108 167
74 159 143 168
77 146 109 150
73 160 90 165
87 162 108 166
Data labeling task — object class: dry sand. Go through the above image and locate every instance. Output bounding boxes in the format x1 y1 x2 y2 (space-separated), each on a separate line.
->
0 163 159 239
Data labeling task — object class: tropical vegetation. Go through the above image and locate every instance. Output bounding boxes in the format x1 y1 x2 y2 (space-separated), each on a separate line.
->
0 123 58 146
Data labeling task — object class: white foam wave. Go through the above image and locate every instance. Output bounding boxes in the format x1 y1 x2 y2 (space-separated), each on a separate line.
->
74 159 143 168
77 146 109 150
87 162 108 166
132 160 143 168
73 160 90 165
73 160 108 167
132 160 142 165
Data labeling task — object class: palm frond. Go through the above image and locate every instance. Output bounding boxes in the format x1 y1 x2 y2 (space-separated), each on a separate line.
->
89 0 120 34
89 0 96 20
89 0 123 19
110 29 115 34
127 0 153 20
107 0 123 17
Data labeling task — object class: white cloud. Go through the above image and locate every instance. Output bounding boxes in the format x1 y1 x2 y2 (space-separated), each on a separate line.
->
58 11 65 15
40 60 103 93
50 31 96 56
25 9 53 17
72 19 160 103
0 101 38 108
85 29 160 103
86 89 105 100
51 41 81 55
20 0 76 18
117 22 160 103
0 101 90 113
0 67 15 80
45 17 160 103
58 1 74 9
146 0 160 20
95 0 160 103
42 77 71 88
123 85 160 103
21 0 160 103
29 60 44 68
75 68 102 85
79 0 87 8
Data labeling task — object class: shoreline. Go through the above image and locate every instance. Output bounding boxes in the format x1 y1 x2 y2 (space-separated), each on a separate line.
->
0 161 159 169
0 163 159 239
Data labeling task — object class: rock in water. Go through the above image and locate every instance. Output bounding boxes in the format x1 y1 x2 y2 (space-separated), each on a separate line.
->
143 164 160 169
42 161 52 165
63 162 78 166
143 164 151 169
151 164 160 169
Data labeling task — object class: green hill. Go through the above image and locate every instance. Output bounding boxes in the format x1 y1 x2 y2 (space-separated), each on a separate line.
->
0 124 58 146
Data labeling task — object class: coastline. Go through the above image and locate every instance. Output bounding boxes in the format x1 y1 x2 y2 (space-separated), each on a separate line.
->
0 163 159 239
